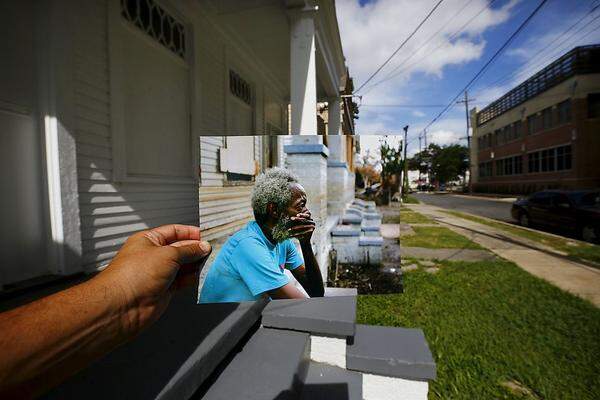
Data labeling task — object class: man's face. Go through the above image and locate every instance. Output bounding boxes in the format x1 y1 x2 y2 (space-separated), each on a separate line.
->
271 184 309 243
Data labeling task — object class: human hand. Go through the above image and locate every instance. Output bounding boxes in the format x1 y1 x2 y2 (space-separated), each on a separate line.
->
96 224 211 336
289 212 316 245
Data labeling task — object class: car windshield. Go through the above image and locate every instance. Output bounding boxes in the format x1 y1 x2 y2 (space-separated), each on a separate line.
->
570 192 600 207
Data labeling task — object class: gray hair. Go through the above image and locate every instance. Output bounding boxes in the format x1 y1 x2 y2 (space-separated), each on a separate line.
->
252 167 299 222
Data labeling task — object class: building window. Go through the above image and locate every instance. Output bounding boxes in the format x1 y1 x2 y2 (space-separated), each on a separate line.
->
588 93 600 118
229 70 253 106
557 99 572 124
556 145 572 170
120 0 186 59
528 144 571 173
515 155 523 174
495 159 504 176
542 107 553 130
494 155 522 176
479 161 493 178
527 114 538 135
528 151 540 173
513 120 522 140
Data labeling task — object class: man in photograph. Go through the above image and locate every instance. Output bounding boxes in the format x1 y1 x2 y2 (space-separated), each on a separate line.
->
198 168 324 303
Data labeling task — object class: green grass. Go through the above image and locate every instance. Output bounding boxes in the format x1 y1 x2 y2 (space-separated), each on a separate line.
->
399 210 434 224
401 226 483 249
402 194 420 204
357 260 600 399
443 210 600 266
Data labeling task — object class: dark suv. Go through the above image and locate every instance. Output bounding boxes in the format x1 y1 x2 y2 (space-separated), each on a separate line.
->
511 190 600 243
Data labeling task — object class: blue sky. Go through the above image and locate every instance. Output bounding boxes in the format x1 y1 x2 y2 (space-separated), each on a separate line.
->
336 0 600 156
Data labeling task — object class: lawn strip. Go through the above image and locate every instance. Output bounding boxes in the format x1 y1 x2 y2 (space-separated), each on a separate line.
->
443 210 600 267
401 226 483 250
399 210 433 225
357 260 600 399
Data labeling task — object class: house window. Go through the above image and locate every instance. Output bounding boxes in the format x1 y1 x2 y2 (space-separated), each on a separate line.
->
557 99 572 124
229 70 253 106
588 93 600 118
120 0 186 59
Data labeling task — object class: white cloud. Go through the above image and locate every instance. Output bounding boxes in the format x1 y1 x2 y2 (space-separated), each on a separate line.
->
337 0 516 87
336 0 519 135
412 110 426 117
471 6 600 107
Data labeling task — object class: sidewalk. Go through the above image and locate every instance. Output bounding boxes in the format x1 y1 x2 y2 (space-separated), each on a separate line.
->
406 204 600 307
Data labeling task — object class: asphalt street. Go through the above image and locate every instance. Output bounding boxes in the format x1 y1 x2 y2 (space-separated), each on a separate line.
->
413 193 514 222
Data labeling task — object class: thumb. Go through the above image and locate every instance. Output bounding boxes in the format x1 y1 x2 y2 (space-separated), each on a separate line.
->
169 240 212 265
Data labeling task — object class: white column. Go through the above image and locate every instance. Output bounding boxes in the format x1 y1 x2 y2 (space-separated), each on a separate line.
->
290 10 317 135
327 97 341 136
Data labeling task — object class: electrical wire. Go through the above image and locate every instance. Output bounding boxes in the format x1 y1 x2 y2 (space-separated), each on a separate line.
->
413 0 550 146
373 0 476 85
473 3 600 96
355 0 446 93
360 0 497 96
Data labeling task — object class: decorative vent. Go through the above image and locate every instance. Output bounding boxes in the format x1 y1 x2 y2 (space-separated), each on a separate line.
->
229 70 252 105
120 0 186 59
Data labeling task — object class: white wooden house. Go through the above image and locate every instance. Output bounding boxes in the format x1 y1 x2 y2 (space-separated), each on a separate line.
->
0 0 354 290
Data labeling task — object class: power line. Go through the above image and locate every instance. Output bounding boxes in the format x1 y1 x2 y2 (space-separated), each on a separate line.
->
473 4 600 96
355 0 445 93
415 0 550 145
360 0 497 96
372 0 476 86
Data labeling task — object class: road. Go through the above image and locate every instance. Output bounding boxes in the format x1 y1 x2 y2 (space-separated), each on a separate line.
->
413 193 514 222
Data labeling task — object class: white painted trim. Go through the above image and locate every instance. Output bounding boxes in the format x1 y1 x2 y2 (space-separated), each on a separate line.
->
310 335 346 369
43 115 65 269
107 0 195 185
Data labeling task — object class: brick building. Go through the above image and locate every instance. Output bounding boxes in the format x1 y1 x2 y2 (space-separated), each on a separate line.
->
471 45 600 194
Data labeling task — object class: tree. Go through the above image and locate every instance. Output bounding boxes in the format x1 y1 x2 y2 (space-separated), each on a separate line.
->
379 139 402 196
408 144 468 187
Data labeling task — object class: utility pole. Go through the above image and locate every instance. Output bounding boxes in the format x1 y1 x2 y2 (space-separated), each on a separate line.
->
456 90 475 193
418 133 422 188
402 125 409 199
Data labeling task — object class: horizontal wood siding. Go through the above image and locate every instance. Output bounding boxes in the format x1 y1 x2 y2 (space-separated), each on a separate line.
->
199 185 253 241
74 0 197 272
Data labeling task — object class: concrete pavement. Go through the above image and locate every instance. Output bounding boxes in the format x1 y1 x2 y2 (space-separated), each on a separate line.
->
407 204 600 307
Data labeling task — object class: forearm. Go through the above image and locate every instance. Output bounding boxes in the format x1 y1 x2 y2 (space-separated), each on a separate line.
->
0 275 130 398
299 241 325 297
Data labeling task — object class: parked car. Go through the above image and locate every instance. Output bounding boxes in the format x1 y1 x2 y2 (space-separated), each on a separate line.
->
511 190 600 243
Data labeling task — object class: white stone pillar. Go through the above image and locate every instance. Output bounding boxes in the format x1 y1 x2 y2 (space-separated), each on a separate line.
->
284 138 330 280
290 10 317 135
327 97 341 136
327 134 349 217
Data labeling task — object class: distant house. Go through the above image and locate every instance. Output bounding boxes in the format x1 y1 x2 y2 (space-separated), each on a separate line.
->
1 0 356 290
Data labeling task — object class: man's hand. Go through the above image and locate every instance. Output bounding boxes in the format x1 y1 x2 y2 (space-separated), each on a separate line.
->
0 224 212 398
98 224 212 335
289 212 316 245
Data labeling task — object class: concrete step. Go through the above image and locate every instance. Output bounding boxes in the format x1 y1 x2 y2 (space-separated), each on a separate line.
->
261 296 356 337
300 362 362 400
46 290 269 400
346 324 436 381
199 328 310 400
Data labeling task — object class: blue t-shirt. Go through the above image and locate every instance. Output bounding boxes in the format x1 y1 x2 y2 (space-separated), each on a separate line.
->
198 221 304 303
